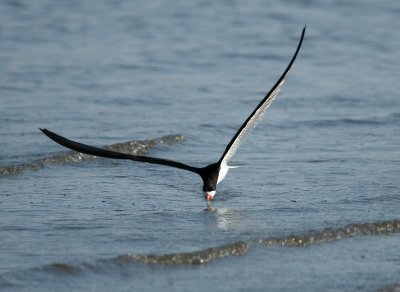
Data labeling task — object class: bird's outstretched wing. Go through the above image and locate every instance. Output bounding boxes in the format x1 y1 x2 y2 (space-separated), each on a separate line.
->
40 128 201 174
218 27 306 166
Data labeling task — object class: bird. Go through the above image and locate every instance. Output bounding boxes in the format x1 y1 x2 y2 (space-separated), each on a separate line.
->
40 27 306 203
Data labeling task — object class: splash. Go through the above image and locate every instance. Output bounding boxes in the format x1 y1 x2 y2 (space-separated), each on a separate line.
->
0 134 185 177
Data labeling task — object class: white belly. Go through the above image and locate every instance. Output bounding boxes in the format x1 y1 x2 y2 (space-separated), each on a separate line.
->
217 162 229 184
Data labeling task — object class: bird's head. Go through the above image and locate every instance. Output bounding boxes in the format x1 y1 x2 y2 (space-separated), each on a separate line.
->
200 163 220 202
204 190 216 201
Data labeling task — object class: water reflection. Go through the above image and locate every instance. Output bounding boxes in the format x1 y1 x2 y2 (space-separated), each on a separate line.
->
205 205 244 230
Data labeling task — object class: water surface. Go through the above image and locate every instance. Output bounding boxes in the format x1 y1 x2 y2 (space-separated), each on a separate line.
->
1 0 400 291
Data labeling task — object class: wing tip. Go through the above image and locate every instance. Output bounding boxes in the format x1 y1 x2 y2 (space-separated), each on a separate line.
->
39 128 52 137
301 26 306 39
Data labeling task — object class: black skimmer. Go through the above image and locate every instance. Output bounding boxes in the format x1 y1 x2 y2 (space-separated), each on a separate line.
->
40 27 305 203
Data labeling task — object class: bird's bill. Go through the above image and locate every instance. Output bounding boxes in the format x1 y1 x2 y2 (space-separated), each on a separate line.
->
204 191 216 201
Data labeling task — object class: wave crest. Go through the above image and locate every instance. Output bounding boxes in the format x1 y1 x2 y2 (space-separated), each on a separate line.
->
118 241 250 265
110 219 400 266
257 220 400 247
1 218 398 288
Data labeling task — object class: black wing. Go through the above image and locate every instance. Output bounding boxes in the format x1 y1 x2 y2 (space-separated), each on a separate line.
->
40 128 201 174
218 27 306 166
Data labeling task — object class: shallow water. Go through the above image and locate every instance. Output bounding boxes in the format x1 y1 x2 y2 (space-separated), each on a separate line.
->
1 0 400 291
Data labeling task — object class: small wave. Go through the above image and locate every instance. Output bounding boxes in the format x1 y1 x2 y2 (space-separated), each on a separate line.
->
304 117 385 128
44 263 83 274
0 134 185 177
0 274 13 289
0 85 31 93
1 219 399 287
257 220 400 247
0 218 397 290
112 220 400 265
22 219 400 276
302 111 400 128
389 112 400 119
117 241 250 265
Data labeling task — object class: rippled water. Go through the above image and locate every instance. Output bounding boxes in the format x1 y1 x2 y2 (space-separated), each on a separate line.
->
1 0 400 291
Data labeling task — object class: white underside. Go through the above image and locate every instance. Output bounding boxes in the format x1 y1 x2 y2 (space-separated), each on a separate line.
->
217 162 230 184
204 163 236 199
220 79 284 167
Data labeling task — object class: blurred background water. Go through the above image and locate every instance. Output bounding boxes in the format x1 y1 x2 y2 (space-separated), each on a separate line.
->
0 0 399 291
